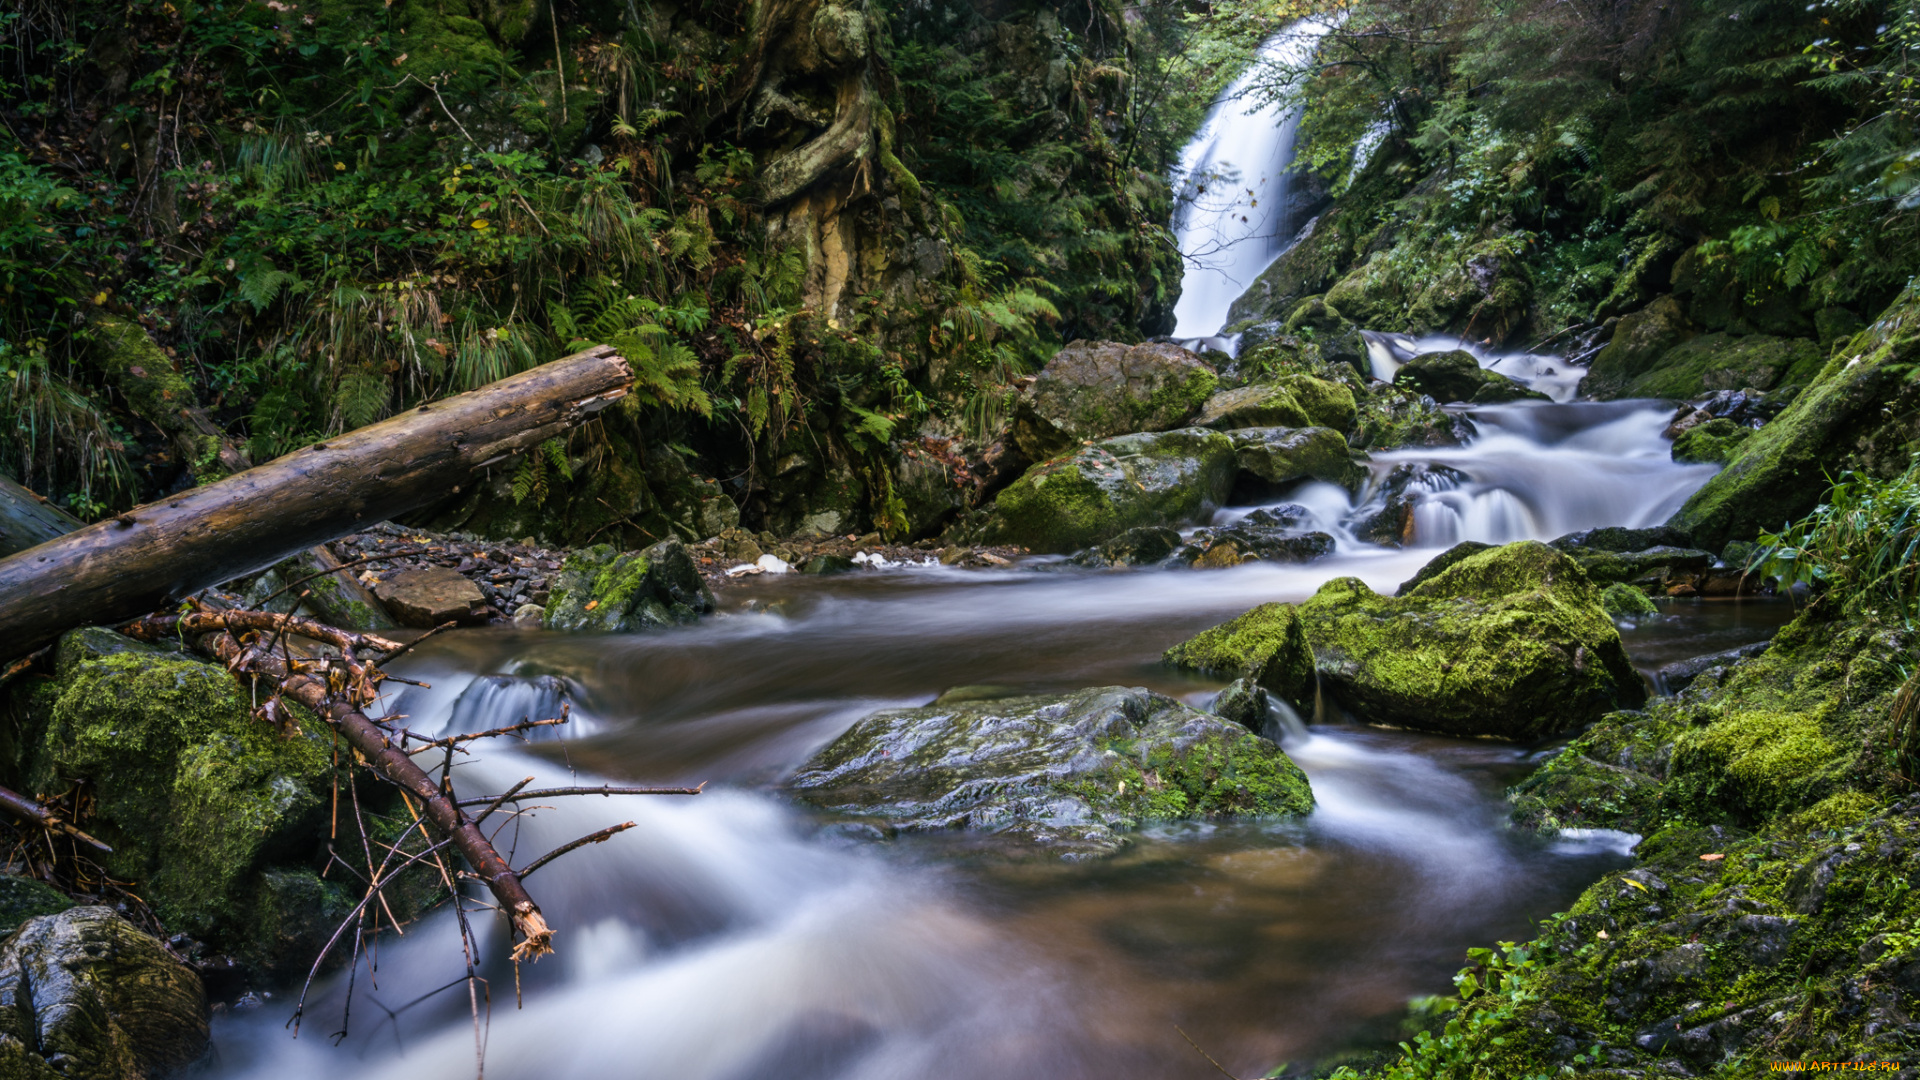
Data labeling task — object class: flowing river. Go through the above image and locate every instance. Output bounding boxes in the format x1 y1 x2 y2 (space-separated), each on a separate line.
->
208 396 1794 1079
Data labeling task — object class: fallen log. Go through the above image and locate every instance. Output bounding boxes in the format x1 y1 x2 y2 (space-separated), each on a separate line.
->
123 609 558 960
0 346 631 660
0 473 83 558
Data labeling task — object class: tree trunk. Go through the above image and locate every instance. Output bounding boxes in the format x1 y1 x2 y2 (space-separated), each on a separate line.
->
0 473 83 558
0 346 632 661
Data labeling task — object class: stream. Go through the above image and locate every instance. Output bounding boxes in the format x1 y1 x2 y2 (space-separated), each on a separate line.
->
208 397 1794 1079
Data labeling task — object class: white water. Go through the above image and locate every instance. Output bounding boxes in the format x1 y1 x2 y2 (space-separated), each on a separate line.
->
1363 331 1589 403
1170 22 1333 339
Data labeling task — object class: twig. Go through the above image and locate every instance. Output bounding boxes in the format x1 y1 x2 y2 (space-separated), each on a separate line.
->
517 822 635 880
472 777 536 826
456 781 706 806
377 621 459 667
1174 1026 1246 1080
0 784 112 852
398 709 570 753
250 546 432 614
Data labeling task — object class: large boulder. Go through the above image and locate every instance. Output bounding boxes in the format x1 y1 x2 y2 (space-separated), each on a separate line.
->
1171 542 1645 740
1670 417 1752 464
0 907 209 1080
1392 350 1547 404
543 537 717 632
1010 341 1219 461
1581 295 1697 399
789 686 1312 856
1607 332 1825 400
1670 284 1920 552
1227 426 1365 490
1197 374 1356 433
984 428 1235 553
31 632 331 939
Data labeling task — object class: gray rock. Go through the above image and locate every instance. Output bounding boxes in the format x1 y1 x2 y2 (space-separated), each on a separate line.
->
1011 341 1218 461
789 686 1313 857
373 566 488 627
984 428 1237 553
0 907 209 1079
543 538 716 632
1656 641 1772 694
1227 426 1364 490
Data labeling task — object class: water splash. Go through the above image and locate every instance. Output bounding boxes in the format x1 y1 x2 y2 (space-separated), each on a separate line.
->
1363 331 1589 402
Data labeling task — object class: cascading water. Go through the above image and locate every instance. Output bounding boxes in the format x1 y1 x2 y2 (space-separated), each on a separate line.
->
1169 22 1334 340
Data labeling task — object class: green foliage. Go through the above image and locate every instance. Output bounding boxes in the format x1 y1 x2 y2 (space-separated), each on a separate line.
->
1756 456 1920 623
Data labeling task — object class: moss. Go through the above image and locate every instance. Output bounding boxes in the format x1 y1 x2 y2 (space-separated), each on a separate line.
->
1276 373 1358 432
1085 727 1314 822
1674 708 1842 817
1581 294 1696 398
1600 582 1658 617
1197 384 1313 429
1163 602 1316 709
36 647 331 936
1619 332 1825 399
1288 541 1646 739
0 874 73 936
1228 425 1362 490
544 539 713 631
986 428 1236 553
1670 417 1753 464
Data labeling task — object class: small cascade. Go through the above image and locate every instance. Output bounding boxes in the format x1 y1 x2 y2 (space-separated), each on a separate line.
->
1169 22 1333 339
1363 330 1588 402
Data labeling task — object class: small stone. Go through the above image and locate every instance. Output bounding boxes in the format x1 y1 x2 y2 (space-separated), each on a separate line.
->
373 566 489 627
512 603 544 628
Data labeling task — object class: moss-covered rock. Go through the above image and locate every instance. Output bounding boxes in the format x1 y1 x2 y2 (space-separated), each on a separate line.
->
543 537 717 632
1198 374 1357 433
0 906 209 1080
32 637 332 938
788 686 1312 856
1392 349 1548 404
1669 284 1920 552
1581 294 1697 398
983 428 1235 553
1162 602 1316 710
1670 416 1753 464
1600 582 1659 618
0 875 72 937
1010 341 1219 461
1610 331 1825 399
1227 426 1364 491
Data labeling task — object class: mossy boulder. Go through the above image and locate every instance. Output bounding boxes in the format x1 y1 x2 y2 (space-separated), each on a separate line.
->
1670 417 1752 463
543 537 717 632
1581 294 1697 399
1186 541 1646 740
983 428 1235 553
1227 425 1363 492
1162 602 1316 710
788 686 1312 857
1608 331 1825 400
0 876 72 937
1197 374 1356 433
1391 349 1548 404
32 635 332 938
0 906 209 1080
1600 582 1659 618
1669 284 1920 552
1010 341 1219 461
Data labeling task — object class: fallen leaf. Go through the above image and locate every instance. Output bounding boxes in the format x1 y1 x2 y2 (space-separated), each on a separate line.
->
1597 929 1610 940
1624 878 1648 893
1700 853 1725 861
584 600 599 611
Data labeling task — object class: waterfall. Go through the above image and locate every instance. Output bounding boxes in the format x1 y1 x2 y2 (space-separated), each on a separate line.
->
1169 22 1332 340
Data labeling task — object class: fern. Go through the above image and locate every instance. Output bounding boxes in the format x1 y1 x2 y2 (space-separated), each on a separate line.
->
335 367 391 429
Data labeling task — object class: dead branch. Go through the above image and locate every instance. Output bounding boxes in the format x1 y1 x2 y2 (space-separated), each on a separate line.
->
517 822 637 880
458 783 708 807
0 784 112 852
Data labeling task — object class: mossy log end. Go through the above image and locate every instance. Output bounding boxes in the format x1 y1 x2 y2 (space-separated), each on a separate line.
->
0 473 83 559
0 346 633 661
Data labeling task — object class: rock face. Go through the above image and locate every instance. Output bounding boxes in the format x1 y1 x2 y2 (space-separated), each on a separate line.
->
1670 417 1752 463
984 428 1235 553
1163 602 1317 710
1670 285 1920 552
1392 350 1547 403
373 565 488 627
543 537 717 631
1173 542 1645 740
1581 295 1697 398
1010 341 1219 461
1227 426 1364 490
789 686 1312 856
0 907 209 1080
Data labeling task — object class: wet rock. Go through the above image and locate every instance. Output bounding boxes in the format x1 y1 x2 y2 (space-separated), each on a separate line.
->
1071 525 1182 568
1226 426 1364 491
1555 543 1717 586
0 907 209 1079
801 554 857 575
1163 602 1316 710
1209 678 1273 734
1393 540 1492 595
1011 341 1219 461
1605 331 1824 400
1552 525 1696 554
373 565 489 627
273 546 396 631
1655 641 1771 694
543 538 717 632
1356 463 1470 547
1198 374 1356 433
1180 508 1336 569
1187 542 1645 739
983 428 1236 554
0 875 72 937
1580 295 1697 399
789 686 1312 857
1392 349 1549 404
